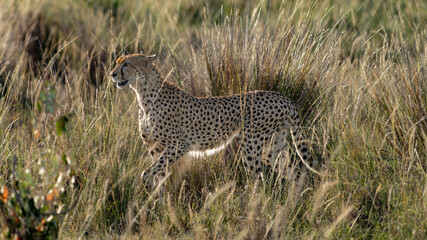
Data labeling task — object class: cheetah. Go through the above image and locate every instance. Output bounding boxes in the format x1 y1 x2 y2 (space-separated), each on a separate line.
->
110 54 316 191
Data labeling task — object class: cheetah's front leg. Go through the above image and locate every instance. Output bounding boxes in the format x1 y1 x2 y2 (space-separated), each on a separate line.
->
147 142 165 162
141 142 189 192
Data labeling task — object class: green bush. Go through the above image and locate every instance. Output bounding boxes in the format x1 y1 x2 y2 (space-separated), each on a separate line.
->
0 155 76 239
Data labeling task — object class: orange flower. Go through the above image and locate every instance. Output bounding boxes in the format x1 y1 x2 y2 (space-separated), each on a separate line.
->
36 218 46 232
12 211 19 223
0 186 8 203
46 188 58 202
33 129 41 139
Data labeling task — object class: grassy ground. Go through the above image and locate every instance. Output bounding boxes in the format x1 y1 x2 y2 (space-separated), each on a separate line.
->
0 0 426 239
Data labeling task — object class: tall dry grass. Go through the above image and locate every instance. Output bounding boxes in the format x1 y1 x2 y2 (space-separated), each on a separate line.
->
0 0 425 239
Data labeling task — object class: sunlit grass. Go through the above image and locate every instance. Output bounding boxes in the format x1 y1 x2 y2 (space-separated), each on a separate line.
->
0 0 425 239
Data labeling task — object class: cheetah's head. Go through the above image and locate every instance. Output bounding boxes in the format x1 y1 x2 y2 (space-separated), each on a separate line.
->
110 54 156 89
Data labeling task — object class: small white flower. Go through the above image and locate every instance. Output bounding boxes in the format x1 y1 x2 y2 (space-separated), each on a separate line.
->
55 173 63 187
56 205 63 214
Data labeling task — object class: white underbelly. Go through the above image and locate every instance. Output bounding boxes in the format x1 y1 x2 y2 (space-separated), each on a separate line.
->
188 127 241 157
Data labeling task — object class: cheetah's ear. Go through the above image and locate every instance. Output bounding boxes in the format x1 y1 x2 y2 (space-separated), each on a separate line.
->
146 54 156 61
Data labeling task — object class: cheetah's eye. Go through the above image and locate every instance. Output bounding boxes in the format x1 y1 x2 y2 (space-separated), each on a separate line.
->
123 63 129 67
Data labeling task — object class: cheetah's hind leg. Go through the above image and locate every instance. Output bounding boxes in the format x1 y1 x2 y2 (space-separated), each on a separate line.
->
239 130 276 182
261 130 291 182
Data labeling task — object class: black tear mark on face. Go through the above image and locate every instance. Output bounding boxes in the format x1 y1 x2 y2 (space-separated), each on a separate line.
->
120 64 126 78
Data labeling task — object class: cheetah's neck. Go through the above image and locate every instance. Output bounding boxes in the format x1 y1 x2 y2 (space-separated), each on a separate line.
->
129 68 163 114
130 66 187 115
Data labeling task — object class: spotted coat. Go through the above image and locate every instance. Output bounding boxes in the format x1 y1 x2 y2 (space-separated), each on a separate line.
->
110 54 316 191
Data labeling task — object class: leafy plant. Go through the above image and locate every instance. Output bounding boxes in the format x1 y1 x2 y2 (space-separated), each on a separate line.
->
0 155 77 240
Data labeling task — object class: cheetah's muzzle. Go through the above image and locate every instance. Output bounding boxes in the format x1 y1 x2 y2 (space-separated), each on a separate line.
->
116 80 129 88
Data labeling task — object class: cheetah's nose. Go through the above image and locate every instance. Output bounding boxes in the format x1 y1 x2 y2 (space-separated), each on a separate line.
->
110 72 117 77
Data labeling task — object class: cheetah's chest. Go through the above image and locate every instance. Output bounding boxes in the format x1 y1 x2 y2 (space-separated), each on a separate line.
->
138 109 154 136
